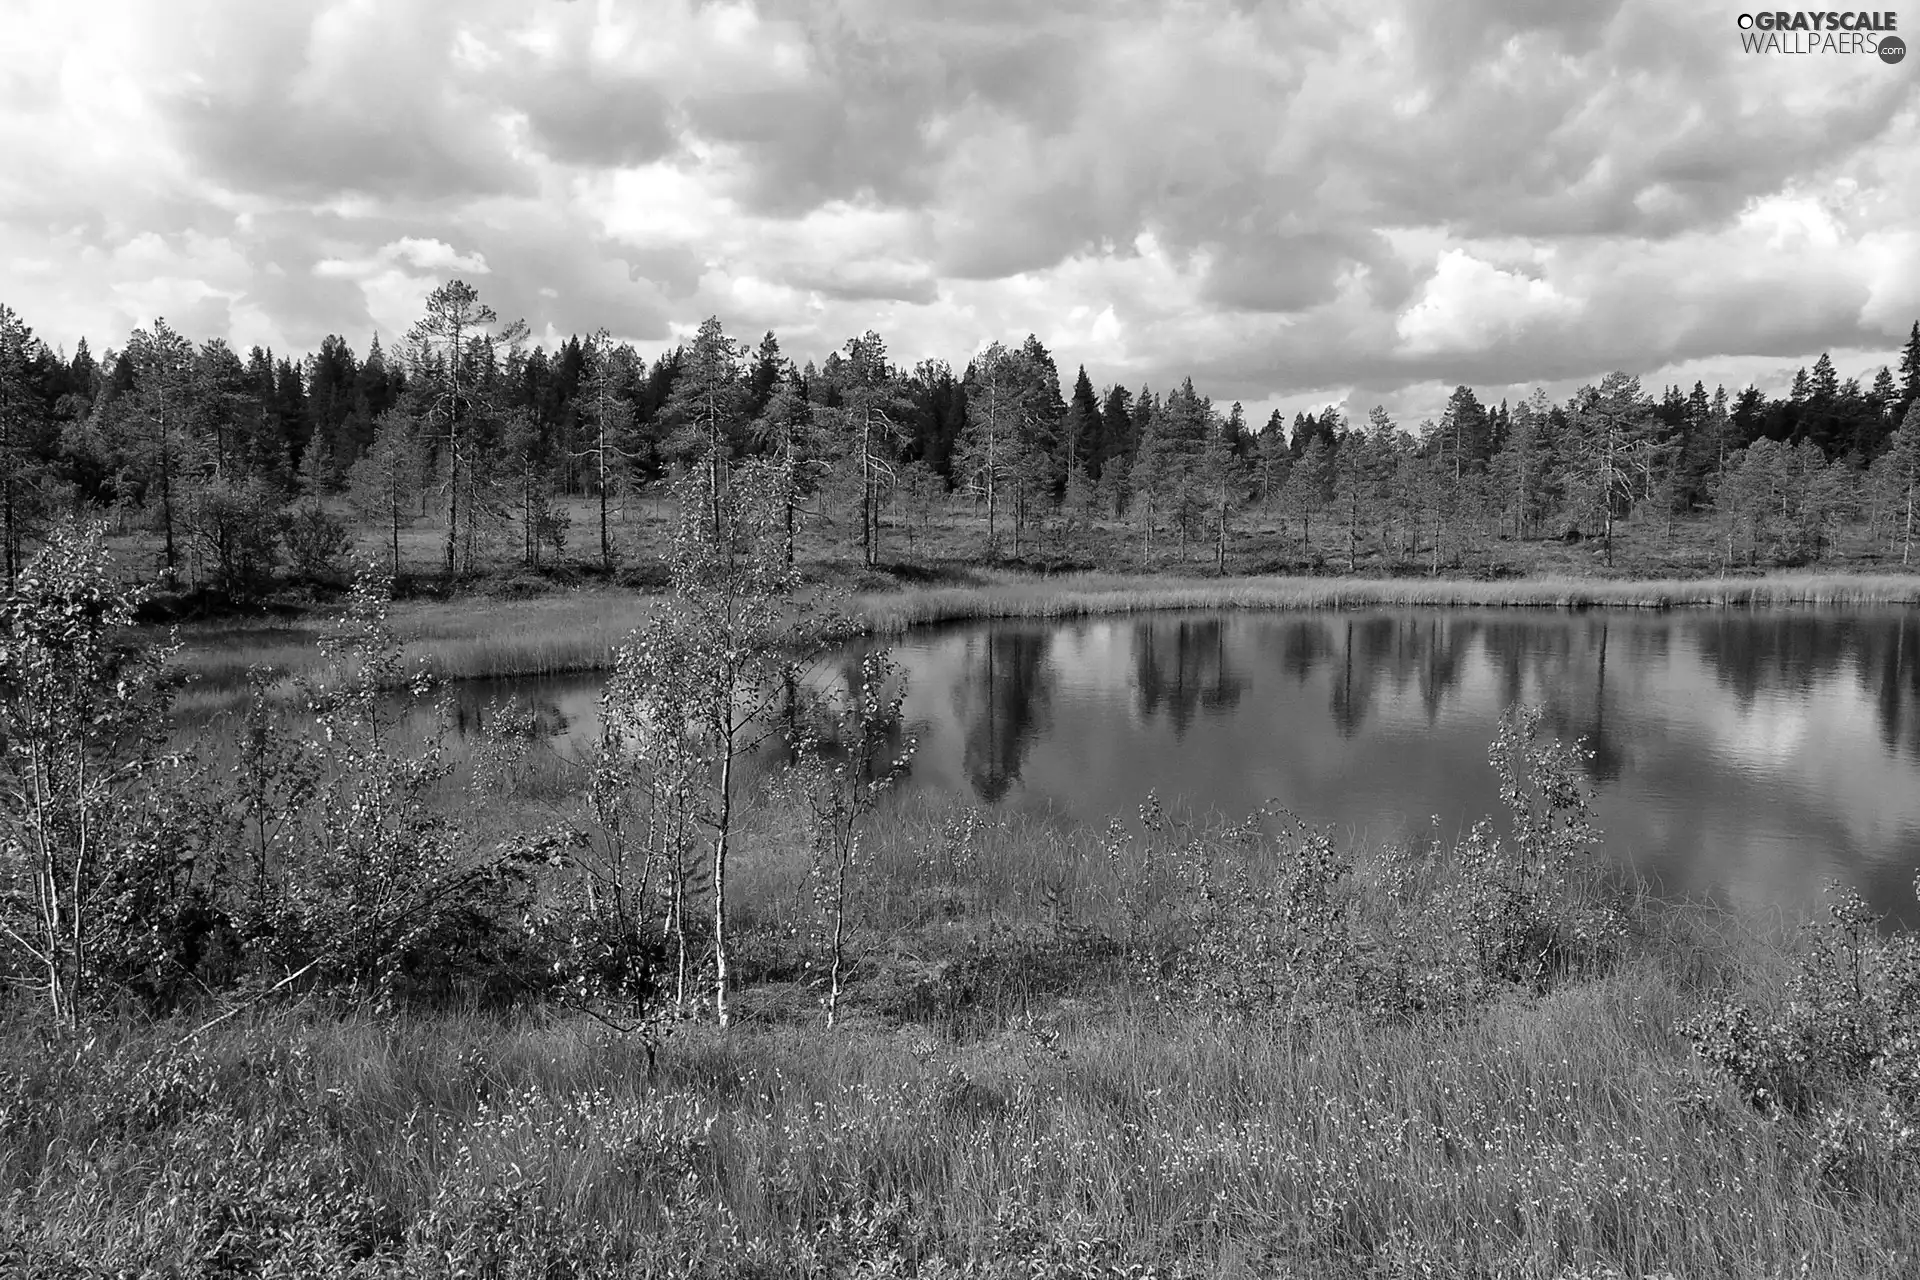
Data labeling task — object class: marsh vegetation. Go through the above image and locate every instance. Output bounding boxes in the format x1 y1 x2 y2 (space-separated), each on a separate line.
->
3 284 1920 1276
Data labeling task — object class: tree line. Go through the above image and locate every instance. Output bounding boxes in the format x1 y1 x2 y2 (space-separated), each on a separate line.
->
2 284 1919 590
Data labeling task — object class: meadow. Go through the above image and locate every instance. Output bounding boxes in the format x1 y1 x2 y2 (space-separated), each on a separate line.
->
4 789 1918 1279
7 501 1916 1278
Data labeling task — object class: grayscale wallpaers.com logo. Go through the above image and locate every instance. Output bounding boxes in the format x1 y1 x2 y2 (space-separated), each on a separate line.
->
1737 11 1906 60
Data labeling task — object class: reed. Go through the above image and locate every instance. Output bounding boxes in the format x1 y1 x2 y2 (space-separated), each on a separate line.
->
171 591 659 715
857 570 1920 634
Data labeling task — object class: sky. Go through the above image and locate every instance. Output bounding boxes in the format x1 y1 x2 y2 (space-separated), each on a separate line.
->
3 0 1918 428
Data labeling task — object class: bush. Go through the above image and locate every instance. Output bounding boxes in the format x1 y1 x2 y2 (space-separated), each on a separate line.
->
185 479 284 599
284 504 352 580
1683 880 1920 1121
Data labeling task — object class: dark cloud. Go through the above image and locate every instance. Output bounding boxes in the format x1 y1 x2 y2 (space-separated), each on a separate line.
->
158 5 527 203
515 74 680 169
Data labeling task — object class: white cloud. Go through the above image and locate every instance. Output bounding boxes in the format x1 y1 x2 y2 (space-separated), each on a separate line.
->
0 0 1914 410
1396 251 1583 357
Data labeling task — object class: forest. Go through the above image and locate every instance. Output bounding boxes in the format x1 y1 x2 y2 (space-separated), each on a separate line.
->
2 280 1919 597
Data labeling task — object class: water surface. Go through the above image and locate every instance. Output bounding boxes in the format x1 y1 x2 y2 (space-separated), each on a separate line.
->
183 607 1920 924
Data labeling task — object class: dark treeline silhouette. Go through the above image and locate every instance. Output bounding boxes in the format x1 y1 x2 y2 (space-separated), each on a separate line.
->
2 288 1919 587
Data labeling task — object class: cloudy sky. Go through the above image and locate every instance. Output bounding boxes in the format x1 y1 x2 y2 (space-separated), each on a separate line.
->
3 0 1918 425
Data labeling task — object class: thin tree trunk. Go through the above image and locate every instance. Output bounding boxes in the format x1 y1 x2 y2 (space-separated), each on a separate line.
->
712 734 733 1029
1905 484 1914 566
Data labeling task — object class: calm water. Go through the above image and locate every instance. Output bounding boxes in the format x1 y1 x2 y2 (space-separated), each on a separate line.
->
186 607 1920 924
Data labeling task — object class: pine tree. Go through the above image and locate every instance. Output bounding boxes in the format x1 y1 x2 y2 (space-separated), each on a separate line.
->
1063 365 1102 481
1880 404 1920 565
347 409 423 577
954 342 1034 557
830 332 911 568
404 280 526 575
1283 434 1331 554
1097 383 1134 477
120 319 203 587
1568 372 1653 567
0 305 51 584
1899 321 1920 426
1253 410 1288 506
749 373 832 566
746 331 785 421
577 329 638 573
1494 390 1551 539
658 317 746 540
1196 406 1244 573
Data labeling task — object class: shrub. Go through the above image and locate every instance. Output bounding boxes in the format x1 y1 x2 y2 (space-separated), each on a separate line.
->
184 479 284 599
1683 880 1920 1121
233 563 541 1004
284 503 352 581
0 525 217 1026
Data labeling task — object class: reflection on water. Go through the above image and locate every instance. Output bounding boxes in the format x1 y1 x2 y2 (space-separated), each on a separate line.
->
178 607 1920 924
888 608 1920 924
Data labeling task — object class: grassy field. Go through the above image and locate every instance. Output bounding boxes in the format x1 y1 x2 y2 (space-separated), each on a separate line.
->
854 570 1920 634
2 792 1916 1278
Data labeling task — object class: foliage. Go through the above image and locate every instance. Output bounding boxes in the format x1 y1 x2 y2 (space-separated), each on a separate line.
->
0 524 206 1026
1125 705 1626 1025
1683 881 1920 1124
603 460 855 1026
183 476 284 599
239 562 539 1002
283 502 351 581
780 649 915 1026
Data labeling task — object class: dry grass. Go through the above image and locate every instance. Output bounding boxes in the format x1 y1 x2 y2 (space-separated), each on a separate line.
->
171 590 658 716
857 571 1920 634
170 569 1920 712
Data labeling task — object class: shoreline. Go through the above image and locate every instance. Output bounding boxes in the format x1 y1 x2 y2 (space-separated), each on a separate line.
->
169 569 1920 698
855 569 1920 633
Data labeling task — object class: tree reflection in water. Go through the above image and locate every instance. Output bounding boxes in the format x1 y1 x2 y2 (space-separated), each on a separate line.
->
951 628 1054 803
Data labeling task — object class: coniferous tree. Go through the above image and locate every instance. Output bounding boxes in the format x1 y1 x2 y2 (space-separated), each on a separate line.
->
404 280 526 575
0 305 52 583
829 331 912 568
1063 365 1102 482
1878 404 1920 565
658 317 746 540
1567 372 1654 567
1898 322 1920 427
348 408 424 577
120 319 203 587
1253 409 1289 507
577 329 639 572
750 372 834 566
954 342 1035 557
1097 383 1134 479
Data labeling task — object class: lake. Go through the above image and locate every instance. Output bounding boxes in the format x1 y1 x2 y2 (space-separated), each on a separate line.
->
184 606 1920 925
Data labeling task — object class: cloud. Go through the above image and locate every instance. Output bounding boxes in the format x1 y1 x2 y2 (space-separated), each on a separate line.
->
1396 251 1583 357
0 0 1915 430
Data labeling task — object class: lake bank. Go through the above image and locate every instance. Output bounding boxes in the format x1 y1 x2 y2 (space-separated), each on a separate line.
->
856 570 1920 634
171 569 1920 698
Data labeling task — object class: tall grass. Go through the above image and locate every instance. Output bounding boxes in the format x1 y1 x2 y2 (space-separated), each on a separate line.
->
170 571 1920 706
3 773 1916 1276
859 571 1920 634
172 590 658 714
5 957 1913 1278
